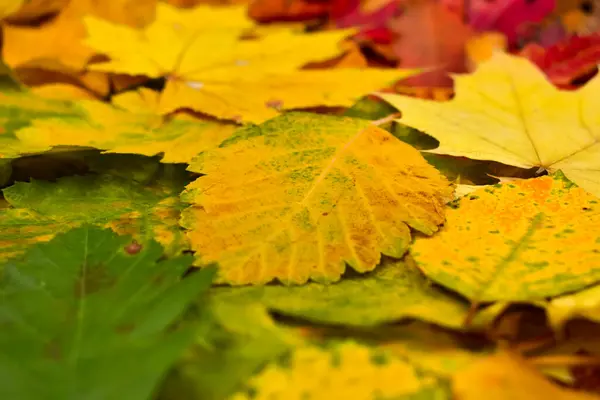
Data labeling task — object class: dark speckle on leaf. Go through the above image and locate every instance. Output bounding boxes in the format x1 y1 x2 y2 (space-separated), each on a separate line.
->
125 240 143 255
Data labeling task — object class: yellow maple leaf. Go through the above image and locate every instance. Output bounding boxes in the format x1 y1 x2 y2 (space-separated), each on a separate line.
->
180 113 452 285
15 88 237 163
2 0 157 72
84 15 414 122
411 173 600 302
379 52 600 198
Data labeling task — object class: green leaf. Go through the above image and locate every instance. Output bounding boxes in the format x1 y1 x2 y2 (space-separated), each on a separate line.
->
0 224 216 400
161 301 300 400
0 172 189 262
211 259 470 329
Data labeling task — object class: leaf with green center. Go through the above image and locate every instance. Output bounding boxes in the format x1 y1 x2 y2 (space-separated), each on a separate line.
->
14 89 238 164
180 112 453 285
0 225 216 400
0 172 189 262
211 259 470 328
0 90 79 159
411 173 600 303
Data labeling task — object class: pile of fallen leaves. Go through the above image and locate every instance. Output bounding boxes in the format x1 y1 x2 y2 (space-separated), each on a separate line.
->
2 0 600 399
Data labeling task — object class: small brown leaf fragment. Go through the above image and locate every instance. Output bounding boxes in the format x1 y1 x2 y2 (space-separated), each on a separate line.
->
124 240 142 255
265 99 284 110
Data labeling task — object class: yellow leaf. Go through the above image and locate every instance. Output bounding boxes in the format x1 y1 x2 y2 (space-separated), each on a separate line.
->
30 83 99 100
411 173 600 302
3 0 156 71
547 284 600 330
231 342 431 400
16 89 237 163
84 13 414 122
180 113 452 285
379 52 600 198
2 0 67 22
0 0 23 20
453 351 599 400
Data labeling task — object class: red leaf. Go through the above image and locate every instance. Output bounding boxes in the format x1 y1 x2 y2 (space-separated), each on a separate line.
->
332 0 400 43
442 0 556 46
390 0 473 87
248 0 330 22
520 33 600 89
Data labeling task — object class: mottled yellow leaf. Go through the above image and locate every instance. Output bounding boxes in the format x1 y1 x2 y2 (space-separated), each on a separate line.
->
231 342 439 400
453 351 599 400
412 173 600 302
379 52 600 197
84 14 414 122
180 113 452 285
13 89 237 163
3 0 156 71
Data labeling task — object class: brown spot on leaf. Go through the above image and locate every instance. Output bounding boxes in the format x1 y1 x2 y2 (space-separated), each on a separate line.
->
265 99 283 111
124 240 142 255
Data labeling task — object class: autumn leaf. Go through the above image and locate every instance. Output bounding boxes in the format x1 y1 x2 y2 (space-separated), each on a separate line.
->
162 301 301 400
453 351 599 400
411 173 600 303
2 0 157 72
390 0 473 88
180 112 452 285
83 14 415 122
230 341 447 400
379 51 600 198
520 33 600 89
0 224 215 400
0 0 23 20
547 284 600 330
0 90 80 159
211 258 470 328
15 89 237 163
0 170 190 262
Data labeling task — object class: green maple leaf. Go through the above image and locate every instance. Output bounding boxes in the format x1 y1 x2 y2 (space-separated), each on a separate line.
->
0 225 215 400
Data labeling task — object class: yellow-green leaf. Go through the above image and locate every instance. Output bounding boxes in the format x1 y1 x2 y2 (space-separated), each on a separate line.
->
411 173 600 302
211 258 470 328
181 112 452 285
6 89 237 163
378 52 600 198
230 341 445 400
